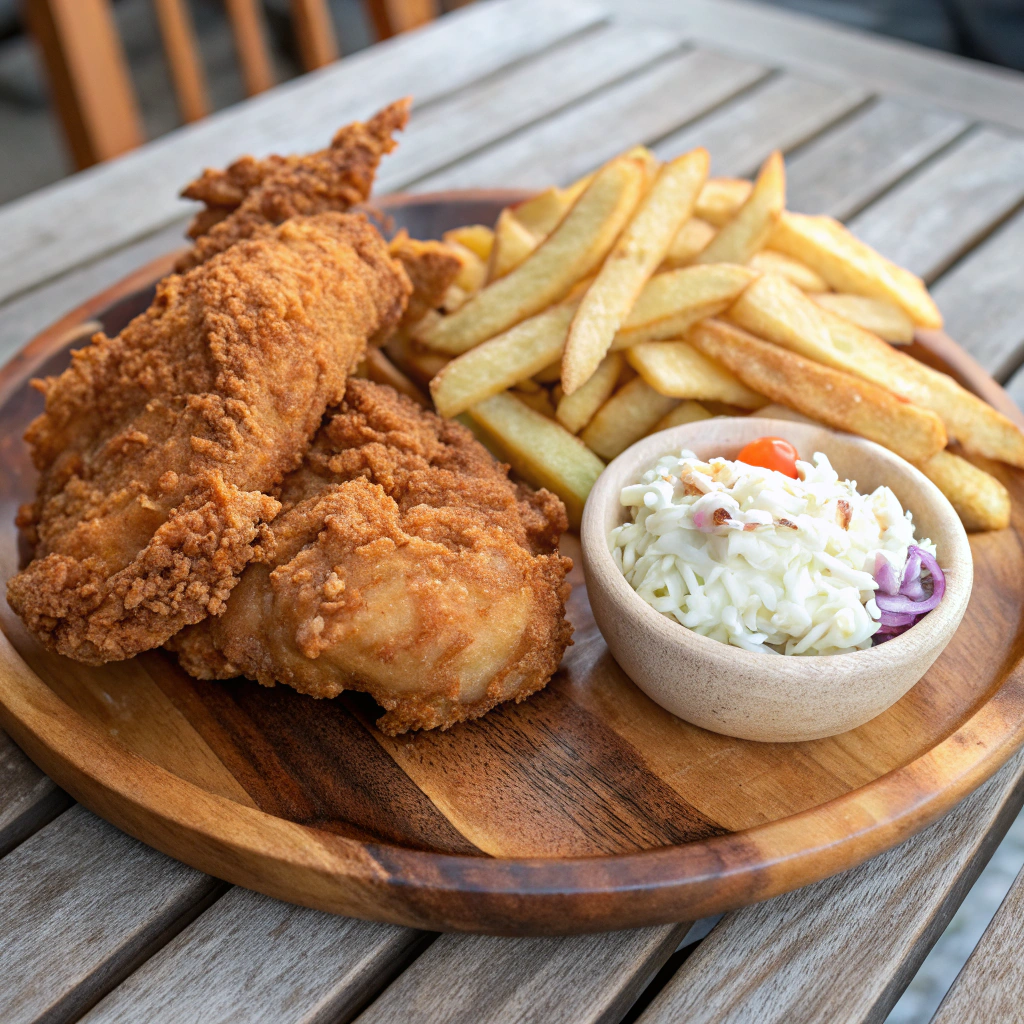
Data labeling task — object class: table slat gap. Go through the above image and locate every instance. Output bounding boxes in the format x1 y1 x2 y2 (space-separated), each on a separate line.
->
0 728 73 860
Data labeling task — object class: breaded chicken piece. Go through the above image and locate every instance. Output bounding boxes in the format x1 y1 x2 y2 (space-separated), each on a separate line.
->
170 379 572 734
177 99 411 271
8 215 411 664
388 230 463 328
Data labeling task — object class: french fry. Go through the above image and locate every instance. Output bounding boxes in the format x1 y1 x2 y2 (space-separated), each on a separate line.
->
695 177 752 226
627 341 767 408
610 264 758 350
915 449 1011 532
447 240 488 294
513 187 573 236
534 360 563 384
728 273 1024 467
562 148 710 395
513 377 541 394
556 352 623 434
468 392 605 527
749 250 827 292
487 209 540 281
663 217 717 268
384 332 450 387
689 319 947 463
419 155 646 354
443 224 494 262
810 292 915 344
770 211 942 328
429 304 574 418
696 151 785 266
653 399 714 433
515 388 557 418
357 347 429 407
580 378 679 460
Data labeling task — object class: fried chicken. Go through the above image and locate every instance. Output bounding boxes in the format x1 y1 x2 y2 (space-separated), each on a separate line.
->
170 379 573 734
8 215 411 664
177 99 411 271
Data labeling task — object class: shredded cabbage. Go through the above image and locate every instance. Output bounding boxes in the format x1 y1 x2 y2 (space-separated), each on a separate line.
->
608 450 936 656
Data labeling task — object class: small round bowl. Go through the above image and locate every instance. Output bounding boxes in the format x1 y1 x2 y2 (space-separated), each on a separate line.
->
581 418 973 742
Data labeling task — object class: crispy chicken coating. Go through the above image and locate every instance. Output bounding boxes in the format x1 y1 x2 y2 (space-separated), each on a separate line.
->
8 215 411 664
170 379 572 734
177 99 411 271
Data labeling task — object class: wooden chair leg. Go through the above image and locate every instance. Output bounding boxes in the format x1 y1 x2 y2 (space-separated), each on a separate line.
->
22 0 145 169
291 0 339 71
364 0 439 40
223 0 275 95
153 0 211 123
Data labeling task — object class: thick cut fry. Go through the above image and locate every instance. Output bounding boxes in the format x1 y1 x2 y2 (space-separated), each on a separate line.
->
562 149 710 395
356 347 429 407
749 250 827 292
915 449 1011 532
429 304 574 418
419 156 646 354
443 224 494 262
810 292 915 344
534 360 563 384
556 352 623 434
627 341 766 408
446 240 487 294
653 399 713 433
514 388 557 418
469 392 605 528
770 211 942 328
384 333 450 387
696 151 785 266
513 187 573 236
663 217 718 267
487 209 540 281
689 319 947 463
695 178 752 226
729 272 1024 466
580 378 679 460
610 264 758 349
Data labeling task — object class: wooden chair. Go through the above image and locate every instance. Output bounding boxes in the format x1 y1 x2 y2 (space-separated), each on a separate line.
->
22 0 446 170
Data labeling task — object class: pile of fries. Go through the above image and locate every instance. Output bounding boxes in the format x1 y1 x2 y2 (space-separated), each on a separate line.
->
378 144 1020 533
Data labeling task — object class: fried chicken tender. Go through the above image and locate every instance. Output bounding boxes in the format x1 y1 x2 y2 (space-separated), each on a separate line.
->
170 379 573 734
8 215 411 664
177 99 411 271
388 230 463 328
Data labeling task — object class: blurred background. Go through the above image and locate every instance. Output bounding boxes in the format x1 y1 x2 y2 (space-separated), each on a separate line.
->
2 0 1024 205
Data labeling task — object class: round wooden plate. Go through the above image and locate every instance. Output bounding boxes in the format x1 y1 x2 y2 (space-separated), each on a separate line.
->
2 193 1024 936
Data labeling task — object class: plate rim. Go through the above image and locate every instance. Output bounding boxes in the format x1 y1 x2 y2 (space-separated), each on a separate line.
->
2 190 1023 935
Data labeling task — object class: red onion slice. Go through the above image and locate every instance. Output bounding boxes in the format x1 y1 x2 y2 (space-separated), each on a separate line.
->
875 546 945 615
873 553 900 595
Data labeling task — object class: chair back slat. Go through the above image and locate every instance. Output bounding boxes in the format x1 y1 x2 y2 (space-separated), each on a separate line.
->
153 0 211 122
23 0 145 168
292 0 339 71
224 0 276 95
366 0 439 40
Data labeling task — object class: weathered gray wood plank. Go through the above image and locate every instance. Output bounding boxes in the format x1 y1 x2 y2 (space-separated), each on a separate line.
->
784 98 968 219
651 72 870 177
634 748 1024 1024
375 23 683 193
0 805 221 1024
847 127 1024 282
414 48 770 190
618 0 1024 133
0 220 187 371
354 924 687 1024
0 729 71 859
930 859 1024 1023
0 0 605 306
80 888 423 1024
929 209 1024 383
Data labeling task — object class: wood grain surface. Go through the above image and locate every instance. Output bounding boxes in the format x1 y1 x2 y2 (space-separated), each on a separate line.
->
1 195 1024 937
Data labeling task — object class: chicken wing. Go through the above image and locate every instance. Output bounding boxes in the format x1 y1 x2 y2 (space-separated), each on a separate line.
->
177 99 411 271
170 379 573 734
8 214 411 664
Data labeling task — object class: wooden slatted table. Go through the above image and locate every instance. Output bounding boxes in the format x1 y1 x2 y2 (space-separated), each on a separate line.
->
3 0 1024 1019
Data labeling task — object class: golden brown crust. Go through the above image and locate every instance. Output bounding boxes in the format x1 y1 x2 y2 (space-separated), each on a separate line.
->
171 380 572 733
388 230 463 329
177 100 411 271
9 215 411 664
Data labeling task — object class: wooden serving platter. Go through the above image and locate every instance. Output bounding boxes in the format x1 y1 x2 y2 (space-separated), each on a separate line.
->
2 194 1024 936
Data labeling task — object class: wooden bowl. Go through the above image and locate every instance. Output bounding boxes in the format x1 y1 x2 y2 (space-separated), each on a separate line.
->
581 418 974 742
